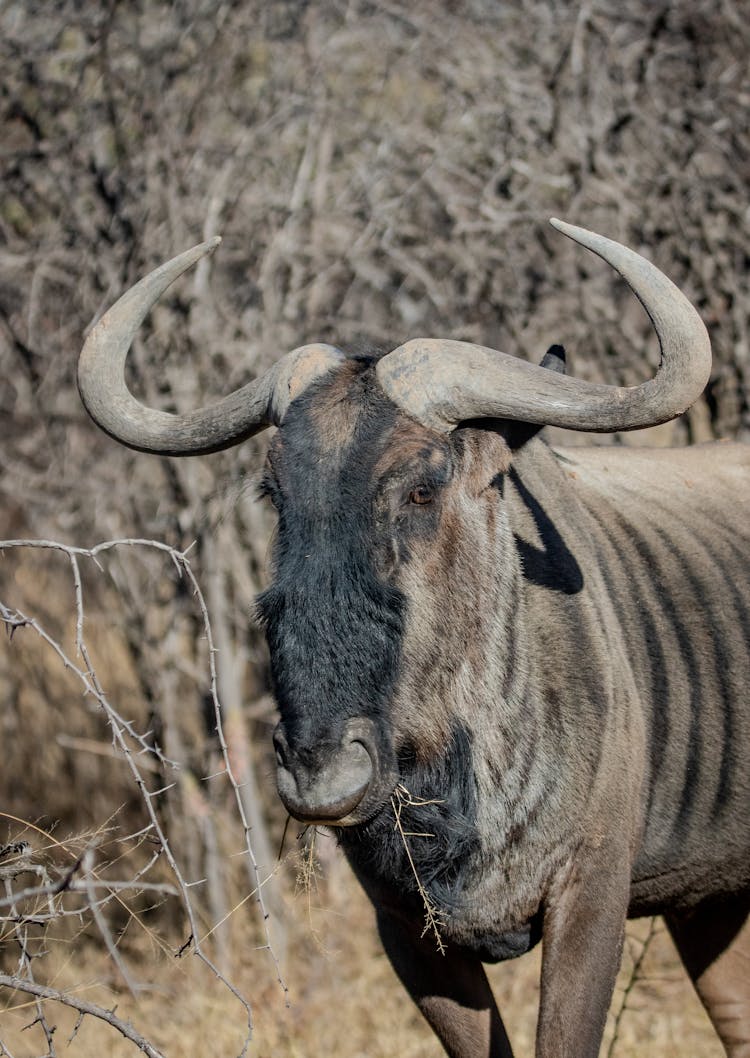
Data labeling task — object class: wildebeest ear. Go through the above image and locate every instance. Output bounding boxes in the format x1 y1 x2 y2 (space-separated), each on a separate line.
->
504 345 567 450
539 344 567 375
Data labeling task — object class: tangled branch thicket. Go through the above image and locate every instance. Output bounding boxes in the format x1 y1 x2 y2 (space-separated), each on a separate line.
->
0 539 285 1057
1 1 747 1055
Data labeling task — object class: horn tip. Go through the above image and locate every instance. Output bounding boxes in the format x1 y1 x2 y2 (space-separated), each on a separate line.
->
549 217 573 235
550 217 600 248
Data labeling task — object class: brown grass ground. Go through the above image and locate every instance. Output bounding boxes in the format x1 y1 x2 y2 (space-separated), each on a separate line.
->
1 846 722 1058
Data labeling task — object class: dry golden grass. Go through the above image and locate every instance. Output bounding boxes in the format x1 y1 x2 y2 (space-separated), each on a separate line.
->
2 5 748 1056
1 846 722 1058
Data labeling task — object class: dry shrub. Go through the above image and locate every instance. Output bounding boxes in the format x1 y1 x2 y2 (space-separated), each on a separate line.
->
0 849 724 1058
1 1 748 1054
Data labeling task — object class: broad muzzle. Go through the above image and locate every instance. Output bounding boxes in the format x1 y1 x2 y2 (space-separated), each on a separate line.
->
273 717 381 826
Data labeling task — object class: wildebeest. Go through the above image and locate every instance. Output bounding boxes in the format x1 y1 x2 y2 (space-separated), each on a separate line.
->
78 221 750 1058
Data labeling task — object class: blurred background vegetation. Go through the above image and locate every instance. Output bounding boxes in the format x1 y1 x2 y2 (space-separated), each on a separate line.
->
0 1 747 1055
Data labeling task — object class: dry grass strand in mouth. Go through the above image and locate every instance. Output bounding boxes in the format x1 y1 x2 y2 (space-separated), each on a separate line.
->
294 827 320 898
391 783 447 954
290 826 342 956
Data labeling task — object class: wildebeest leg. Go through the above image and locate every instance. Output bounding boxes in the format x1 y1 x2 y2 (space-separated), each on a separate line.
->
536 850 631 1058
376 909 514 1058
666 892 750 1058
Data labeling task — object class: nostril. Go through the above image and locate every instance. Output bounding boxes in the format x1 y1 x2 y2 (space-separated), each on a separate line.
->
272 728 289 769
342 718 380 772
343 739 371 771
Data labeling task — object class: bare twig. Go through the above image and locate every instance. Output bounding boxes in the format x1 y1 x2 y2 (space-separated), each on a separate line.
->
0 1034 18 1058
3 882 57 1058
0 536 283 1056
606 916 660 1057
202 533 288 983
0 973 165 1058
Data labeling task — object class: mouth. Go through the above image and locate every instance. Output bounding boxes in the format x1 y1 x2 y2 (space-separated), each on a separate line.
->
276 770 372 827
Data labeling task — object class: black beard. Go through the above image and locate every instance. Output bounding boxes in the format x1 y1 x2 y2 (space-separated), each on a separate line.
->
339 721 479 914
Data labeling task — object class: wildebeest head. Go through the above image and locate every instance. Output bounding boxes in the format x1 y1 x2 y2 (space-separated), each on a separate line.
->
77 220 711 832
255 357 521 826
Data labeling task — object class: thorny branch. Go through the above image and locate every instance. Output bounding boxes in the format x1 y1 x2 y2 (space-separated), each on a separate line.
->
0 537 285 1058
0 973 166 1058
180 545 288 1000
1 6 748 1053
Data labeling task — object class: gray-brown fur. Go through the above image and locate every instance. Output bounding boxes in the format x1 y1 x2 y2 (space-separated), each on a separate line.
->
77 225 750 1057
264 367 750 1058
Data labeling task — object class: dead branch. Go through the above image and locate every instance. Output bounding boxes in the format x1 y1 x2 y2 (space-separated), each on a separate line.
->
0 973 165 1058
0 536 284 1056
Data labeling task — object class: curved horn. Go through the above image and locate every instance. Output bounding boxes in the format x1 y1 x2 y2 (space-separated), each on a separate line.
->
375 219 711 434
78 238 344 455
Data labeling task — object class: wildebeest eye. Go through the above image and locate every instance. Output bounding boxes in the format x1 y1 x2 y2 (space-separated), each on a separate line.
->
258 471 281 508
408 484 433 506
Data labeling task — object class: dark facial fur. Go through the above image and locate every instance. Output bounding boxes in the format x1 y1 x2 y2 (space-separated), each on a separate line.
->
256 360 406 762
257 357 488 909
